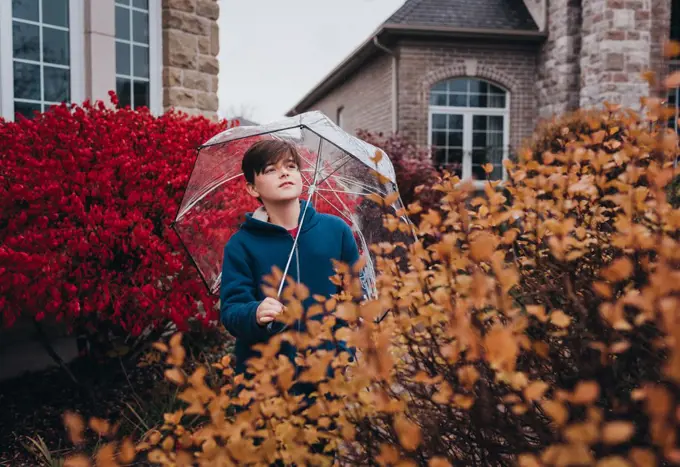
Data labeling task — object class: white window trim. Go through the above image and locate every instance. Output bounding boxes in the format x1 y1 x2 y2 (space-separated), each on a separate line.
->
428 85 511 188
0 0 85 121
148 0 162 115
113 0 162 114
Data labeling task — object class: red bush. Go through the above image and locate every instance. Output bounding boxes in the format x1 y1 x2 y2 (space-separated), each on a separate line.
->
0 95 231 335
356 130 441 210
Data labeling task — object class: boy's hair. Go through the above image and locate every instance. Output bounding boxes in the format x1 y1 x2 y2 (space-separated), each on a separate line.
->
241 139 302 184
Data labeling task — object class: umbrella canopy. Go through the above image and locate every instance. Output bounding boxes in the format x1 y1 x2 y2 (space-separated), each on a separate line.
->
172 110 413 300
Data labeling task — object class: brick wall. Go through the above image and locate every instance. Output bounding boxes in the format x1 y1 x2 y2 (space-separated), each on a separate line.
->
396 41 539 151
162 0 219 119
536 0 581 117
305 53 394 135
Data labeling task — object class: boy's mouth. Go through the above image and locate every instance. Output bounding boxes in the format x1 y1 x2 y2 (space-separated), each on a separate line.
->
279 181 294 188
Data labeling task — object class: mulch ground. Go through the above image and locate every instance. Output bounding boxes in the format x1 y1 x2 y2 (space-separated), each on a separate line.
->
0 329 232 466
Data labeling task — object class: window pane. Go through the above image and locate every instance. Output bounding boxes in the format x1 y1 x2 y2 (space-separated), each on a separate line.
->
430 92 446 106
14 101 41 119
449 79 467 92
448 94 466 107
489 116 503 131
42 0 69 27
116 78 132 108
469 80 488 94
489 83 505 94
116 41 130 75
431 81 447 92
14 62 40 100
44 66 70 102
43 27 69 65
469 94 488 108
115 6 129 40
12 0 39 21
473 132 488 148
132 10 149 43
449 131 462 147
473 115 487 130
12 22 40 61
133 80 149 108
133 0 149 8
489 94 506 108
115 0 130 4
434 148 446 166
432 113 447 129
133 45 149 78
448 114 463 130
432 131 446 147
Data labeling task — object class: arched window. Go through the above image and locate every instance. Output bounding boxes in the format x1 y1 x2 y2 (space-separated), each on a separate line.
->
428 78 509 181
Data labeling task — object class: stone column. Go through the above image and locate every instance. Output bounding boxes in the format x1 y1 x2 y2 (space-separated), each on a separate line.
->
536 0 582 117
84 0 116 104
162 0 220 120
579 0 653 109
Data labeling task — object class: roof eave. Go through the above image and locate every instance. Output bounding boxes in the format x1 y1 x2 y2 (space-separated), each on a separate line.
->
285 24 546 116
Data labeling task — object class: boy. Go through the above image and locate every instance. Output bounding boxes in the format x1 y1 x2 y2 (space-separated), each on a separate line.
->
220 139 360 377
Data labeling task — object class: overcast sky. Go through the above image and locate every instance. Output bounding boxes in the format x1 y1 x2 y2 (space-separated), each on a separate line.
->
217 0 405 124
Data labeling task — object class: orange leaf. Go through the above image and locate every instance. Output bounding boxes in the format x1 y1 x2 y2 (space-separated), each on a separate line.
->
550 310 572 328
542 400 569 425
64 455 91 467
664 40 680 58
629 448 656 467
571 381 600 405
524 380 549 401
394 415 421 451
371 149 384 164
89 417 111 437
601 257 633 282
469 232 497 262
165 368 186 386
664 71 680 89
429 457 453 467
94 442 117 467
602 421 635 444
482 163 494 174
118 438 136 463
596 456 632 467
63 411 85 444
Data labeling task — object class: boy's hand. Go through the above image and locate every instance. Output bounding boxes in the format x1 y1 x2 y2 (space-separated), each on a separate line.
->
256 297 284 325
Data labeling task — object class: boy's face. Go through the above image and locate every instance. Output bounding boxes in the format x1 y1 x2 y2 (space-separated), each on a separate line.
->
246 151 303 203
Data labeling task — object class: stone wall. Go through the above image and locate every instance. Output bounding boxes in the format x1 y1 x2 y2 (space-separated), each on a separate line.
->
162 0 220 119
396 41 539 150
536 0 581 118
579 0 653 109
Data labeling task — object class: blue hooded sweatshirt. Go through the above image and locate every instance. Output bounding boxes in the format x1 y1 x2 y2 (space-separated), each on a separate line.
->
220 199 360 376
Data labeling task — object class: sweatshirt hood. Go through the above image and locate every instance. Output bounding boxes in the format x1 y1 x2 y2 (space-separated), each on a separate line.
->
242 199 319 235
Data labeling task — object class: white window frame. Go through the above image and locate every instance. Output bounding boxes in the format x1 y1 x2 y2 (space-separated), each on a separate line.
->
0 0 85 120
428 78 510 187
114 0 162 114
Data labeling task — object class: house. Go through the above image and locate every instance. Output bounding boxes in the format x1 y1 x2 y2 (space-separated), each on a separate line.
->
0 0 220 381
0 0 220 121
286 0 679 182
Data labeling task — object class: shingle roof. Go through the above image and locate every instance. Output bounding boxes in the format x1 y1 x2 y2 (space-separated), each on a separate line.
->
385 0 538 31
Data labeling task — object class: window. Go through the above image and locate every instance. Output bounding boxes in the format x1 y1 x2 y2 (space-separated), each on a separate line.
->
428 78 509 182
336 106 344 128
0 0 84 120
115 0 161 112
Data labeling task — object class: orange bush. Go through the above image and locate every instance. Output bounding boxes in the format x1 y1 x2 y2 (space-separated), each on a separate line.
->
61 54 680 467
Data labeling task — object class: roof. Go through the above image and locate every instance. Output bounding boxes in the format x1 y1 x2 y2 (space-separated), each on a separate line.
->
387 0 538 31
286 0 543 116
